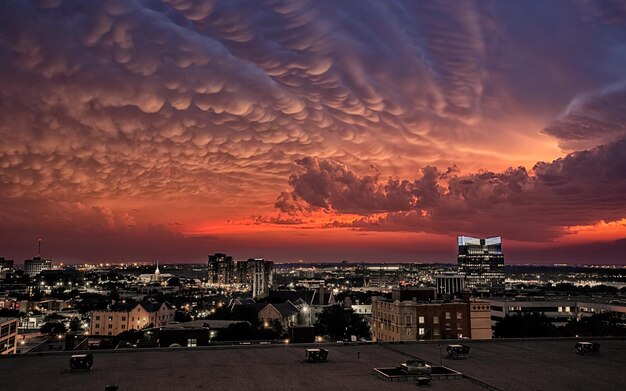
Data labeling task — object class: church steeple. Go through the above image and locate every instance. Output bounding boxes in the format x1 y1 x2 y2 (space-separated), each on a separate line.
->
154 259 161 282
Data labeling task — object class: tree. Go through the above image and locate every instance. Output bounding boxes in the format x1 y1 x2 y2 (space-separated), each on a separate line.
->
315 305 371 341
40 322 67 335
69 317 82 333
561 313 626 337
494 312 557 338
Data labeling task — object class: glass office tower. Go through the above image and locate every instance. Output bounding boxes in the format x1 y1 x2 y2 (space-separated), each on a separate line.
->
457 236 505 293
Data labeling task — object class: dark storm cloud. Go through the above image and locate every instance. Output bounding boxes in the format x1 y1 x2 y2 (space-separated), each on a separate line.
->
279 138 626 241
543 83 626 150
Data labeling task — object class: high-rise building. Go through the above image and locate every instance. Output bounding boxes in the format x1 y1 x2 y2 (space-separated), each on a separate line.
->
457 236 505 293
23 256 52 276
237 258 273 298
208 253 234 285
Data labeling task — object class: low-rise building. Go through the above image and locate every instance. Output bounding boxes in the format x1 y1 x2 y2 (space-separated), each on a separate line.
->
0 317 18 355
487 296 626 327
371 295 492 341
90 301 175 336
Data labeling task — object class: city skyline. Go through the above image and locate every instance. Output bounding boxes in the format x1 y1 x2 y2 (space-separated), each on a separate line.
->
1 1 625 264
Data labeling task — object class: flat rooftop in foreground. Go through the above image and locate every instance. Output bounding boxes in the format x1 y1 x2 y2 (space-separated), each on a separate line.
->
1 339 625 391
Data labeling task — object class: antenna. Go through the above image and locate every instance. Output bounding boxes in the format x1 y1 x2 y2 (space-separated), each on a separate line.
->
38 238 42 257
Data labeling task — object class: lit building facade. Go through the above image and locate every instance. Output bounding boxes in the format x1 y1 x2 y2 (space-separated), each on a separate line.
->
435 272 465 297
208 253 234 285
371 297 491 341
23 256 52 276
0 317 18 355
90 302 175 336
457 236 505 293
237 258 273 298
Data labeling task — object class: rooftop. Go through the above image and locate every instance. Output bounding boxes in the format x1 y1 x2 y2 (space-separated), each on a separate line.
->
1 339 625 390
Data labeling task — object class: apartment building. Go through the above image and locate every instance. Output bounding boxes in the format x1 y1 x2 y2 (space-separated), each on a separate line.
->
371 296 492 341
90 301 175 336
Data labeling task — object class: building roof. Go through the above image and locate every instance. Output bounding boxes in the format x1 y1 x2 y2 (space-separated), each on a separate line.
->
268 289 315 305
267 302 299 318
2 339 625 390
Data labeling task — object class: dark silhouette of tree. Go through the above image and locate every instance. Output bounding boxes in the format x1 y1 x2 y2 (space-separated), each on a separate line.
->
315 305 371 341
40 322 67 335
69 317 82 333
494 313 558 338
561 313 626 337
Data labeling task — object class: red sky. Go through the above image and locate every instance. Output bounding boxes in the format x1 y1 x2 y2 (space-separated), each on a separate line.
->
0 0 625 264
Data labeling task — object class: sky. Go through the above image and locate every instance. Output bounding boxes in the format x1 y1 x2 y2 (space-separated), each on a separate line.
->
0 0 625 265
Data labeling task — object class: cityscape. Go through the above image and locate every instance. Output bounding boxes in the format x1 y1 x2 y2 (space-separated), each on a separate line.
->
1 1 626 390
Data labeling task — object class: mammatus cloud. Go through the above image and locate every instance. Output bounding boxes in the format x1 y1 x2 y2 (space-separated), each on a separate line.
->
0 0 625 262
273 82 626 242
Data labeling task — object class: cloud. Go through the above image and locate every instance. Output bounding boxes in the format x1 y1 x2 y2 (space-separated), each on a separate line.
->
0 0 625 262
543 83 626 150
275 138 626 241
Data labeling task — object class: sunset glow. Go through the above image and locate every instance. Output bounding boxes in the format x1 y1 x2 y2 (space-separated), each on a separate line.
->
0 0 624 264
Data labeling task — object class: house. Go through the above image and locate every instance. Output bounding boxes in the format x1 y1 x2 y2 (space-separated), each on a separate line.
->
258 302 300 328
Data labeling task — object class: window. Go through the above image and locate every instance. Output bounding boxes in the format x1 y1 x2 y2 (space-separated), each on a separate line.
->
418 328 425 336
95 324 100 329
108 332 112 336
445 312 451 319
406 329 411 336
418 316 425 324
95 316 100 321
405 315 412 326
188 338 197 347
433 316 439 324
108 324 112 329
457 312 462 319
121 325 126 330
122 317 126 321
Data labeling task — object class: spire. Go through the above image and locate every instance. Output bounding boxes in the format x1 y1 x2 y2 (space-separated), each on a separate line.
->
154 259 161 282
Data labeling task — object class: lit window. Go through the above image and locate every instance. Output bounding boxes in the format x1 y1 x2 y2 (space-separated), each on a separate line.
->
418 316 425 324
433 316 439 324
418 328 425 336
457 312 462 319
187 338 197 347
445 312 451 319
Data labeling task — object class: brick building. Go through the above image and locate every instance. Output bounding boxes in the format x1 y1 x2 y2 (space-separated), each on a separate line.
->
371 295 491 341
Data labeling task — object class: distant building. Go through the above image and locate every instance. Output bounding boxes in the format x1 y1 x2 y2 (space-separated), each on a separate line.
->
457 236 505 293
23 256 52 276
487 296 626 328
237 258 273 298
435 272 466 297
138 261 172 283
208 253 234 285
0 257 14 271
0 317 18 355
90 301 175 336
